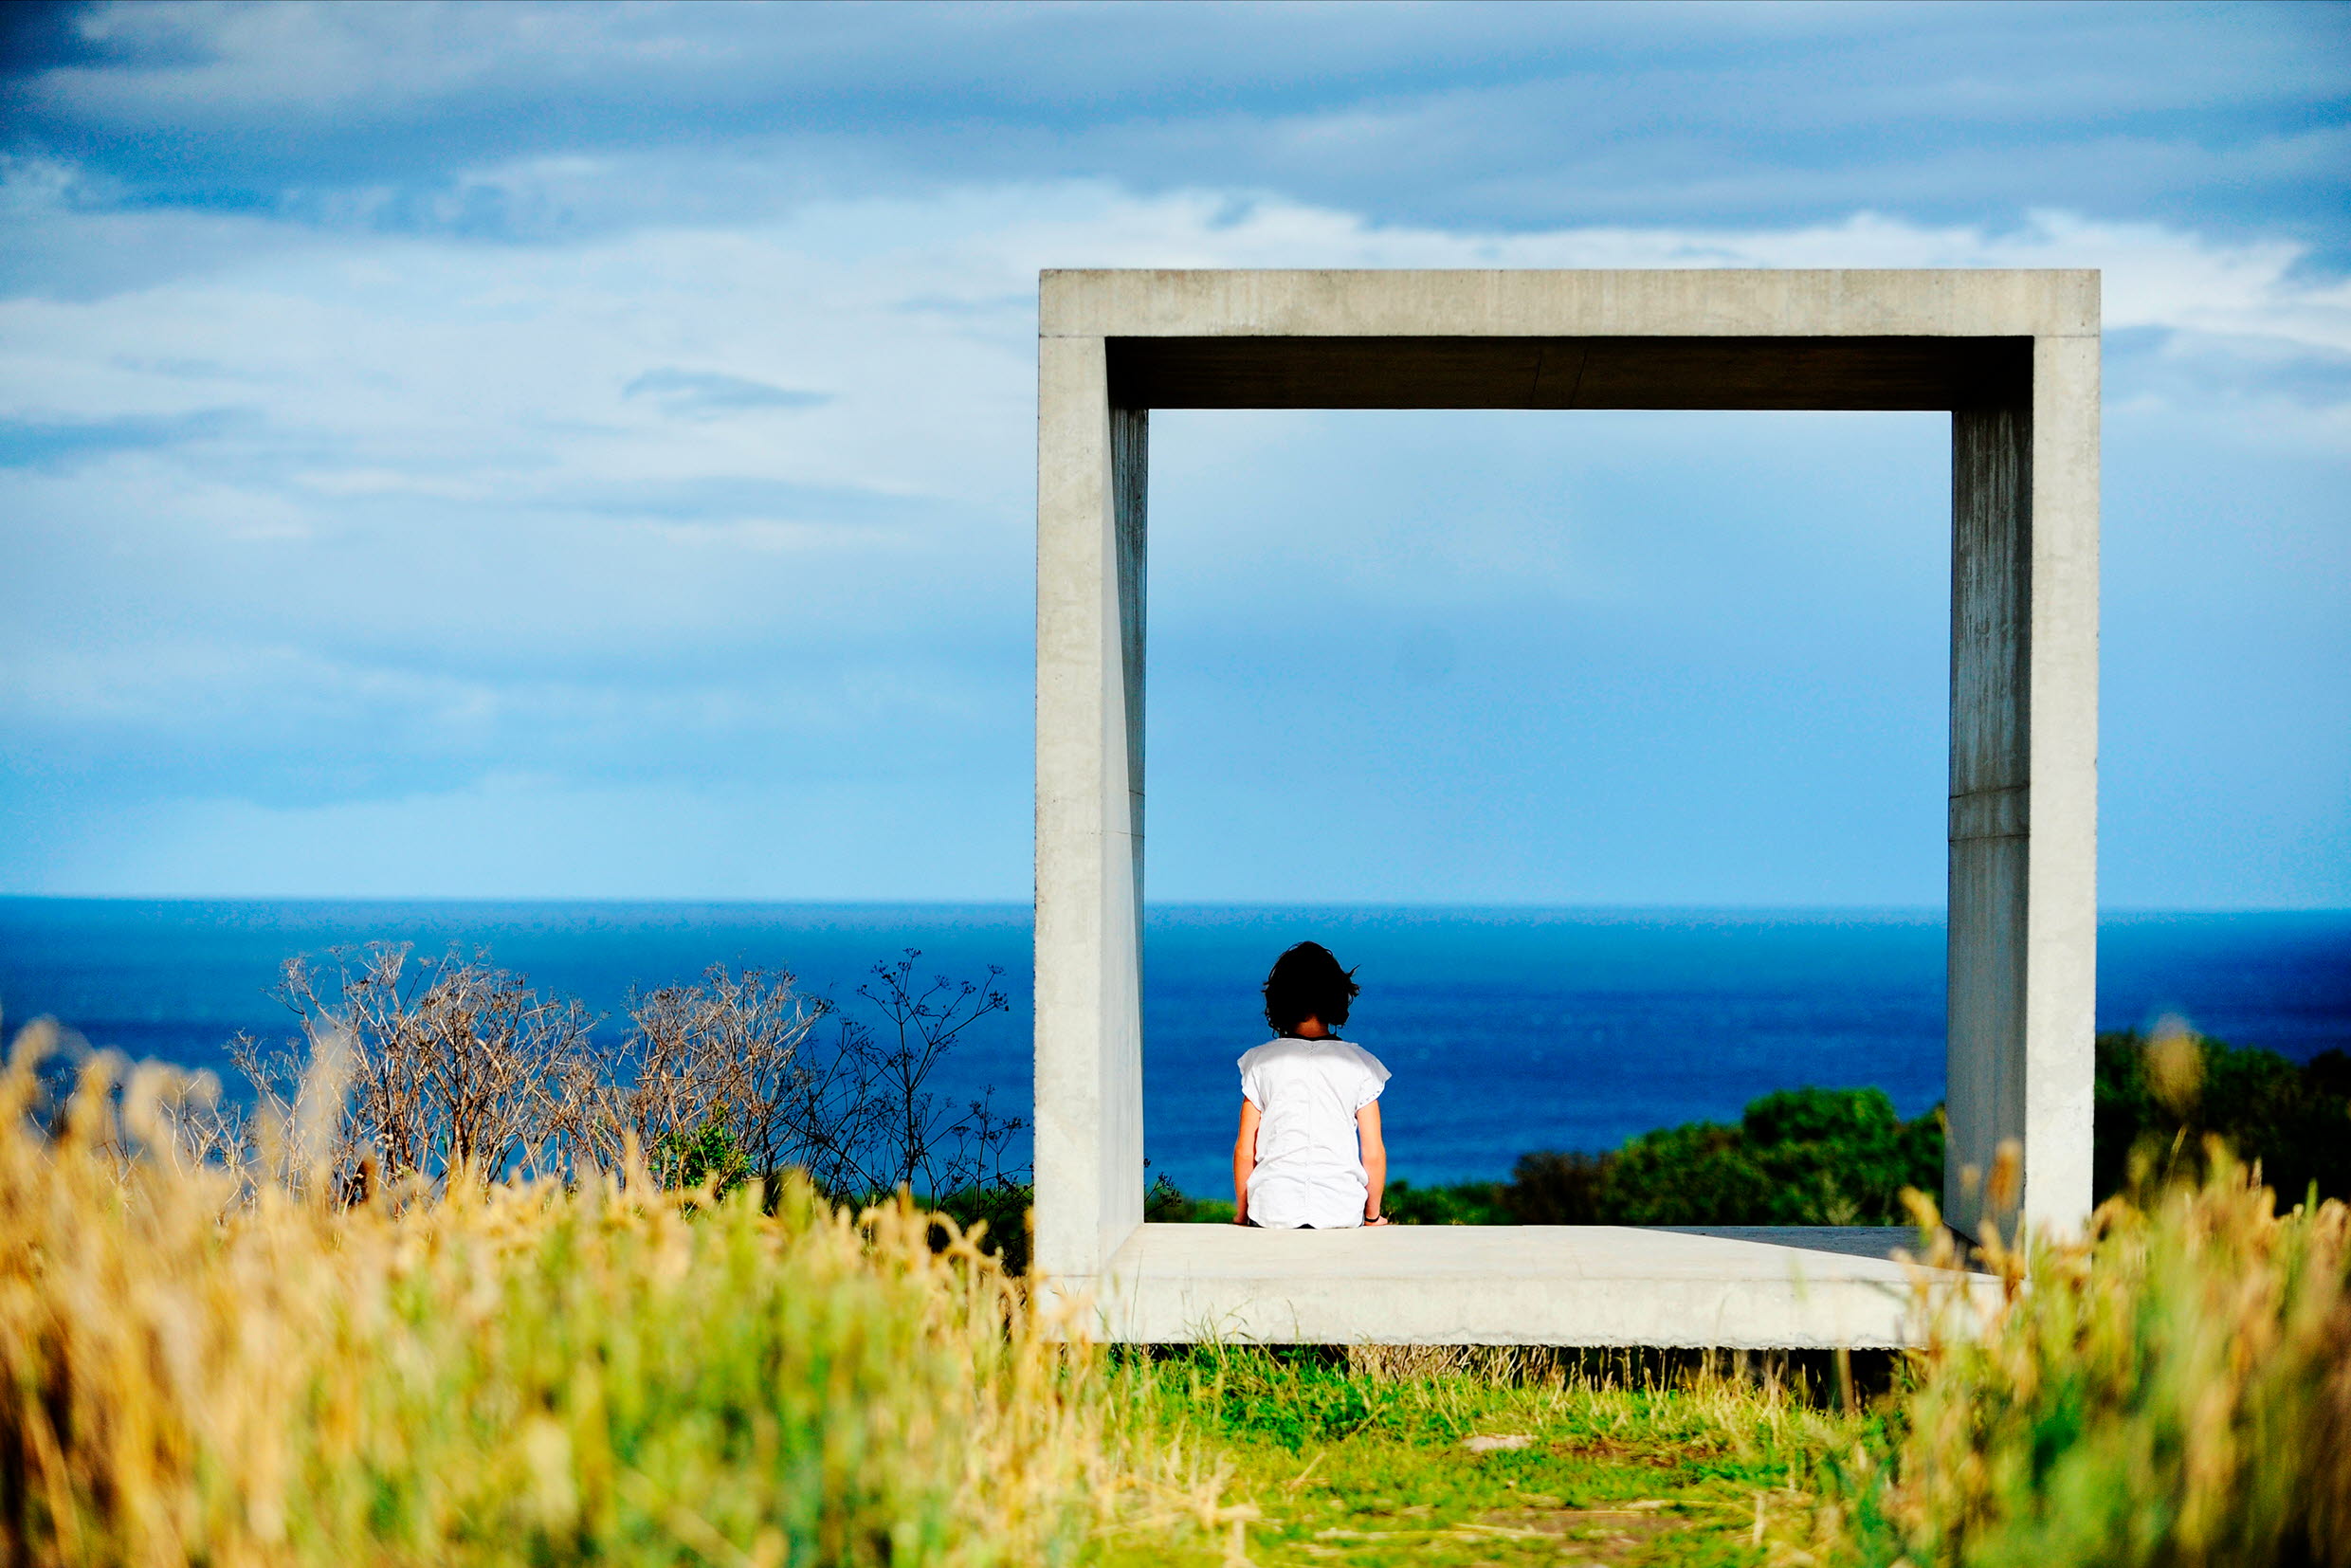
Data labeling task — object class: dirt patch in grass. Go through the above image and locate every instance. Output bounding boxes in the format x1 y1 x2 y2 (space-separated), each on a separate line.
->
1466 1500 1691 1560
1551 1435 1725 1468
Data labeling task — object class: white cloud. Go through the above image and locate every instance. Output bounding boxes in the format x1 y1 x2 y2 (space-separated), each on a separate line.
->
7 177 2344 466
25 2 2343 256
6 179 2343 698
1 174 2343 899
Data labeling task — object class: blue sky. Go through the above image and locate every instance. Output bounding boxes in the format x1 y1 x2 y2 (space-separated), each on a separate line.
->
1 1 2344 907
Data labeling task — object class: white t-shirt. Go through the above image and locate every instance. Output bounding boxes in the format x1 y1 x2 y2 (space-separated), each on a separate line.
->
1238 1036 1391 1230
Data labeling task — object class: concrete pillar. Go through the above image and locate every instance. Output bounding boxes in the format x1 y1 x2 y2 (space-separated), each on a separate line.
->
1946 336 2098 1240
2022 333 2100 1231
1034 335 1146 1285
1948 400 2032 1239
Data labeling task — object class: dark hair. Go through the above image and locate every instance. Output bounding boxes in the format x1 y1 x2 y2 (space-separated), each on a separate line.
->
1262 941 1360 1035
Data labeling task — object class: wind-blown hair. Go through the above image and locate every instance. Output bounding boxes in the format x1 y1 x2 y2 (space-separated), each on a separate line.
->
1261 942 1360 1035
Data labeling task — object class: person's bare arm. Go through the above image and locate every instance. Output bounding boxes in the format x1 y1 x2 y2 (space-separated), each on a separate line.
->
1358 1102 1389 1226
1232 1100 1261 1225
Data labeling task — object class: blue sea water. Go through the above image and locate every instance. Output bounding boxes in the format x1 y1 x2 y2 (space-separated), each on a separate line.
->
0 899 2344 1197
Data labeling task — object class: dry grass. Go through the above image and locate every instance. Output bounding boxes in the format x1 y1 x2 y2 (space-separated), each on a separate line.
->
1832 1144 2351 1567
0 1027 1233 1567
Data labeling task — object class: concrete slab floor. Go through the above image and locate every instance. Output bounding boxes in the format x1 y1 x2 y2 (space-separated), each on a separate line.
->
1081 1224 2000 1349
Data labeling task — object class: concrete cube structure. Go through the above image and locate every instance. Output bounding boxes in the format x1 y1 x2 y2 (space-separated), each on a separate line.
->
1036 269 2097 1346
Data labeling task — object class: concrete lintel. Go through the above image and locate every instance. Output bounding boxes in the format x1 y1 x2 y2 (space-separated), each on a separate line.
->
1044 268 2099 342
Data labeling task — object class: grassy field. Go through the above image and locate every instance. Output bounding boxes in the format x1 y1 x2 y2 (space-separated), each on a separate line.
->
1116 1347 1876 1566
6 1027 2348 1566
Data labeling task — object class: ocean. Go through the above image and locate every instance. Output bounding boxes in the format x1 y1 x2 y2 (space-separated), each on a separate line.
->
1 898 2344 1196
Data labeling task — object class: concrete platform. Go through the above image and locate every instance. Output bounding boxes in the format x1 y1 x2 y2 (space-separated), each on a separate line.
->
1073 1224 1998 1348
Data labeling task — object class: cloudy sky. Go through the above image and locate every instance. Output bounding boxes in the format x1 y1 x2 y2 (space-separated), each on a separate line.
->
2 1 2345 908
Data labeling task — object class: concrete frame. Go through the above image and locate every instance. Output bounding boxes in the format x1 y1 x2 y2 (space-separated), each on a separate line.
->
1036 269 2098 1345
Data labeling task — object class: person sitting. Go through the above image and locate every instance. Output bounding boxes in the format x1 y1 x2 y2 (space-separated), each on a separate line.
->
1232 941 1390 1230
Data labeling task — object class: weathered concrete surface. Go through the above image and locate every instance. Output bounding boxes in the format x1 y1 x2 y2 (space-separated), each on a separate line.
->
1942 332 2099 1241
1075 1225 1998 1348
1033 336 1145 1280
1041 268 2099 341
1033 269 2100 1326
2020 331 2101 1234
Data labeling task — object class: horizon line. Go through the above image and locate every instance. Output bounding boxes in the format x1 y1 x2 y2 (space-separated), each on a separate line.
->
2 894 2345 920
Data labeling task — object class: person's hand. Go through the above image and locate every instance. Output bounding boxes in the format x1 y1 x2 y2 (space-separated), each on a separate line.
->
1364 1215 1389 1227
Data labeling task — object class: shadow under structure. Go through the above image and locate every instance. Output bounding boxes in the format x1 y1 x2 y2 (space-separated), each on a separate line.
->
1032 269 2097 1347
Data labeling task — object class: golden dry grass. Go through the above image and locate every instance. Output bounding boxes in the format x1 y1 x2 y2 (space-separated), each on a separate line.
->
0 1030 1235 1567
1835 1147 2351 1566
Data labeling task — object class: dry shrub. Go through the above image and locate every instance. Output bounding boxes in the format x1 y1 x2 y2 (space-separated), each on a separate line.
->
228 944 1023 1208
243 945 595 1184
594 961 838 1184
1849 1146 2351 1566
0 1030 1223 1567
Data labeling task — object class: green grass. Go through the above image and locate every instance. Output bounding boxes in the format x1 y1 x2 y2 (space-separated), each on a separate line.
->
1113 1347 1873 1566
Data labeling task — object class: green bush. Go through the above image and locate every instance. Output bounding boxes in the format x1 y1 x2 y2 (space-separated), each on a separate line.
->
1498 1148 1612 1224
1144 1174 1234 1226
930 1180 1034 1276
2094 1028 2351 1205
1379 1176 1511 1226
1509 1085 1944 1226
652 1114 753 1197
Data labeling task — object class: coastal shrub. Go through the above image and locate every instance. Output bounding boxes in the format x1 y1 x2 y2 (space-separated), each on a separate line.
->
1486 1033 2350 1229
1507 1085 1944 1226
1143 1173 1234 1225
0 1030 1218 1566
1612 1085 1941 1226
1500 1148 1613 1224
2094 1025 2351 1205
651 1113 754 1198
932 1179 1035 1276
1378 1176 1510 1226
234 944 601 1183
